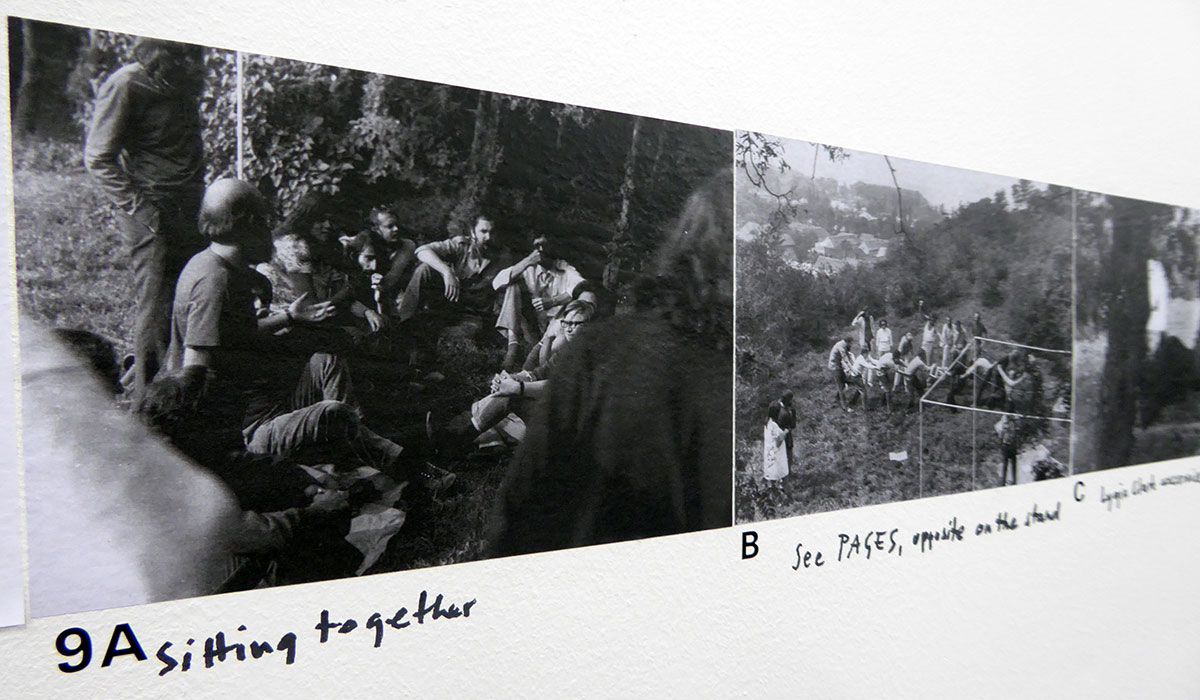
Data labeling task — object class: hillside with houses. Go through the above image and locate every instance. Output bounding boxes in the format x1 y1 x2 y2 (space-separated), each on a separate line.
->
735 174 944 275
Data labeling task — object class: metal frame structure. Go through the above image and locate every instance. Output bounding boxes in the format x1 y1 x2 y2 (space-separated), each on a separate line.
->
917 336 1072 498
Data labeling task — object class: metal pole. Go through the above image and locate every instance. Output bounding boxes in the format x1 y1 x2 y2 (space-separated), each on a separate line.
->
1069 188 1078 476
972 337 978 490
918 400 924 499
236 51 244 179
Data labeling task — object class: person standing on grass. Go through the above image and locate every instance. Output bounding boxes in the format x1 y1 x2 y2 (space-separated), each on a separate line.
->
769 391 797 470
972 312 987 354
939 316 955 369
921 315 938 367
763 401 789 483
85 37 206 396
996 414 1020 486
875 318 893 358
828 335 852 408
852 310 872 356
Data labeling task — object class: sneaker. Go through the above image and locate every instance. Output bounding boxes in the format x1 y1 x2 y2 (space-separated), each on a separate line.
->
413 462 456 494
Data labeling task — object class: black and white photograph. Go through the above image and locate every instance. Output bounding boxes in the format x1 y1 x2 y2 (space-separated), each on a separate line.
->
10 18 734 616
735 132 1073 523
1073 195 1200 472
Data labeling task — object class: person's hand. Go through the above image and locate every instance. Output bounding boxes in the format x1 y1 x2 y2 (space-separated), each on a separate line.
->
288 291 336 324
129 196 162 233
520 250 542 270
496 377 522 397
442 271 460 302
531 296 546 312
364 308 387 333
307 488 349 515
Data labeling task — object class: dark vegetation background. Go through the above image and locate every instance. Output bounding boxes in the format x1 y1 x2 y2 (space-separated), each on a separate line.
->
735 134 1073 523
8 18 731 578
1073 194 1200 472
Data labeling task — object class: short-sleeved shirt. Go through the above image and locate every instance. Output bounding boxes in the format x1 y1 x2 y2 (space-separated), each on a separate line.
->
493 259 585 319
828 340 849 370
167 249 284 430
419 236 491 281
875 327 893 354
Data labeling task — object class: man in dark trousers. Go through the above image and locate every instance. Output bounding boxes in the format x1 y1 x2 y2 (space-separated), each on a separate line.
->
85 37 206 395
772 391 797 470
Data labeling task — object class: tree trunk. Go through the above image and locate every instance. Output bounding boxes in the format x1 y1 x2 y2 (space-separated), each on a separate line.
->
1096 196 1168 469
12 19 40 136
604 116 641 289
448 91 503 235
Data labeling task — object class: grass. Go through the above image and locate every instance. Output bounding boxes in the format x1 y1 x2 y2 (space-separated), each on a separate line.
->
736 309 1072 525
12 144 513 585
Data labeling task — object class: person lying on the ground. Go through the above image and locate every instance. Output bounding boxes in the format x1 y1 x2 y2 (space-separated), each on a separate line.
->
521 280 616 372
492 232 585 370
166 178 454 493
441 299 595 453
962 354 1026 387
485 169 733 556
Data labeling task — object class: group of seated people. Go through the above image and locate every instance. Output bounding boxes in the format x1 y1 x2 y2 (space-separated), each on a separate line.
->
827 309 1041 413
107 179 619 586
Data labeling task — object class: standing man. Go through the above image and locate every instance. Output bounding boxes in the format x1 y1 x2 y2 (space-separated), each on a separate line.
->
828 335 852 408
770 391 797 470
491 233 584 370
852 310 873 356
85 38 206 395
875 318 893 358
972 312 988 355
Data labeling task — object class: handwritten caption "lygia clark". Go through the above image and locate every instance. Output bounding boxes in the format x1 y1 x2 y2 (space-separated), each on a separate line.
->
52 590 476 677
741 467 1200 570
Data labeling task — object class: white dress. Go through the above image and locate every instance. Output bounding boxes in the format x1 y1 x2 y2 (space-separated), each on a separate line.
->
763 420 788 481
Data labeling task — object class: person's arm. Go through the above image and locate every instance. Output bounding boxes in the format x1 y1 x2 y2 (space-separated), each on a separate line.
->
347 299 386 332
415 240 461 301
83 69 142 214
257 292 336 333
539 264 584 311
495 376 548 400
492 250 542 291
230 489 349 554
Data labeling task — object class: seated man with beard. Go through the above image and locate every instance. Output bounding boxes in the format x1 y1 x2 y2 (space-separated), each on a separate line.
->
396 214 509 347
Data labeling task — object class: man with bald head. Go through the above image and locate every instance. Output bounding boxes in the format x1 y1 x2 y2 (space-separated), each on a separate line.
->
166 180 454 490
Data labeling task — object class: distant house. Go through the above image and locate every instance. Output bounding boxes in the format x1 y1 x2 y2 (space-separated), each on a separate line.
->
810 231 890 274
